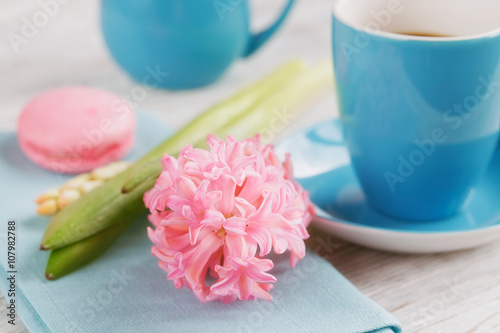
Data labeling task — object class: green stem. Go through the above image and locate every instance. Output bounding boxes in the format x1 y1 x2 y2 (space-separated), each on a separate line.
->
215 59 332 141
41 60 306 251
42 59 333 279
45 209 145 280
121 60 306 193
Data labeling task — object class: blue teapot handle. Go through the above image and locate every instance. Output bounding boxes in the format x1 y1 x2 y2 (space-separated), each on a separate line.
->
243 0 296 57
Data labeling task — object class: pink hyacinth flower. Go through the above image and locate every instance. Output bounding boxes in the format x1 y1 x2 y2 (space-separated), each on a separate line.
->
144 135 314 303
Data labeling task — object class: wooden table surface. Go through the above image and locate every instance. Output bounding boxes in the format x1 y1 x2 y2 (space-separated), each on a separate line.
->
1 1 499 332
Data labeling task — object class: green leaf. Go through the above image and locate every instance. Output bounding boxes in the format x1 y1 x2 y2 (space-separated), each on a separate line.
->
45 210 144 280
40 60 306 251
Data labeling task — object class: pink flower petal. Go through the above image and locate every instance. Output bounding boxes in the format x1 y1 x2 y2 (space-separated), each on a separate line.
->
224 217 247 236
144 135 315 303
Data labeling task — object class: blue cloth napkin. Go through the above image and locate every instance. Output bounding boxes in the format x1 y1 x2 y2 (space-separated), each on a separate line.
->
0 113 401 333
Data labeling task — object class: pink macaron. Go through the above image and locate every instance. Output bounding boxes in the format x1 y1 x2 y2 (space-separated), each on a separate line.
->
18 86 136 174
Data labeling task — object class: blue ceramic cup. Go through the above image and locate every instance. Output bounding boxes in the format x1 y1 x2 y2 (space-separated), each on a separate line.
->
332 0 500 221
101 0 295 90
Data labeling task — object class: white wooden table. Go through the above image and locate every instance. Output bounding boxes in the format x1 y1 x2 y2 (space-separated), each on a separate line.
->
1 1 499 332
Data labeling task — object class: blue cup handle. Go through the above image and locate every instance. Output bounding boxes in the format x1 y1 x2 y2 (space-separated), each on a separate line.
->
243 0 296 57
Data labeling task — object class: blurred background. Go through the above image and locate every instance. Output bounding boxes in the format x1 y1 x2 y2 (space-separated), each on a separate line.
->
0 0 336 134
